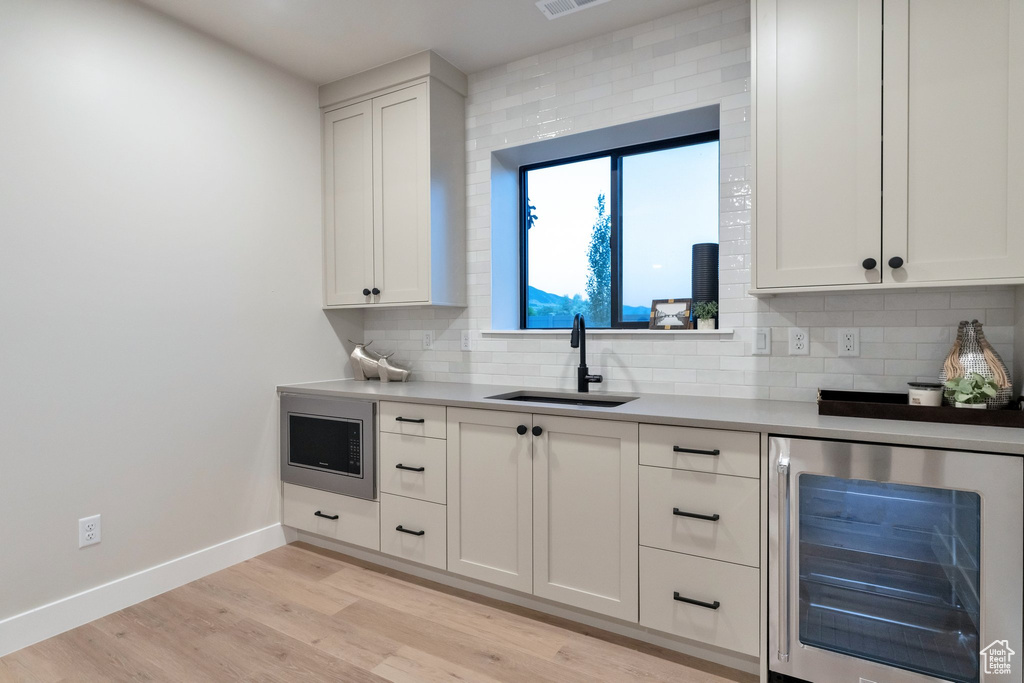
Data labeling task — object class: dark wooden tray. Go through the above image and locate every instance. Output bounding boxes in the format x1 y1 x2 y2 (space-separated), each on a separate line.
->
817 389 1024 428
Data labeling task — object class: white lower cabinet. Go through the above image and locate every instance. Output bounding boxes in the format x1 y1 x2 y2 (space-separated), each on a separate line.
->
533 416 639 622
447 409 639 622
285 401 761 660
379 493 447 569
281 482 379 550
446 408 533 592
640 546 759 657
379 432 447 504
639 466 759 567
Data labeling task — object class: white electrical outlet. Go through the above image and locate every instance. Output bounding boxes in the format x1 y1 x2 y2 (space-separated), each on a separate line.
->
422 331 433 350
79 514 101 548
461 330 472 351
788 327 809 355
837 328 860 357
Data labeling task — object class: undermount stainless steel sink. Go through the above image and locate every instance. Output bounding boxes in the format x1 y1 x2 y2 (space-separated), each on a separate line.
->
486 390 639 408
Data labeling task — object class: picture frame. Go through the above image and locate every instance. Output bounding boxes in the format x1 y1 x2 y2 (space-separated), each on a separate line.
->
649 298 693 330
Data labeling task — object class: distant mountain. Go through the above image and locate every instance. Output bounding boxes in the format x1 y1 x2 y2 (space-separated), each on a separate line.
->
527 286 651 318
527 286 571 305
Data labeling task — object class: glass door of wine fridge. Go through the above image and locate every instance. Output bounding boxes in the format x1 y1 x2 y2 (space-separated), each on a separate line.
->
769 437 1023 683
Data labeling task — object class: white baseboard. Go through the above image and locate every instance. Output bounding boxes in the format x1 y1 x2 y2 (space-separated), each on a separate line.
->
0 523 289 658
295 530 759 676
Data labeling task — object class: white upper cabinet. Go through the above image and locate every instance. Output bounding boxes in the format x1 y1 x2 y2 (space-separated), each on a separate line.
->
324 100 374 306
882 0 1024 285
754 0 1024 292
320 52 467 308
755 0 882 289
372 84 430 305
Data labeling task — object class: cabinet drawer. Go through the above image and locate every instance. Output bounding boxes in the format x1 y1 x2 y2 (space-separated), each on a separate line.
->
640 546 758 657
380 401 446 439
639 466 759 567
281 483 379 550
640 424 758 478
380 493 446 569
379 432 446 504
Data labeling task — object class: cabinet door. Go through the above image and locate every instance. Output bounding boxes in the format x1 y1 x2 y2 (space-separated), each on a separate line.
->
372 83 430 304
533 416 639 622
755 0 883 288
446 408 533 592
323 100 374 306
883 0 1024 284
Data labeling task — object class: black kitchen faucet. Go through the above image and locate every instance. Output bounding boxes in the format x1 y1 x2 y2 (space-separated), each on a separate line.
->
570 314 603 393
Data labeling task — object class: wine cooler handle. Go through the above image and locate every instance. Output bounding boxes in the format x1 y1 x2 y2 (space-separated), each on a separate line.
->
777 452 791 663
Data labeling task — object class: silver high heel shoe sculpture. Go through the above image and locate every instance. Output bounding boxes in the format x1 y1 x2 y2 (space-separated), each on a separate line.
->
348 340 411 382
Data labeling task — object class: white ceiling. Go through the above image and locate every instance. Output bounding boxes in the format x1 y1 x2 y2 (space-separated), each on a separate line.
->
135 0 706 84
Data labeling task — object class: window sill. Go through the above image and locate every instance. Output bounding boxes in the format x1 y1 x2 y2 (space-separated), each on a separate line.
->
481 328 734 337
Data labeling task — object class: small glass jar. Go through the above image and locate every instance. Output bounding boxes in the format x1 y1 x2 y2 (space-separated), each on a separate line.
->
908 382 943 407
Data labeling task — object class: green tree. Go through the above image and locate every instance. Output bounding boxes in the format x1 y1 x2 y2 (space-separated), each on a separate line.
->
585 193 611 324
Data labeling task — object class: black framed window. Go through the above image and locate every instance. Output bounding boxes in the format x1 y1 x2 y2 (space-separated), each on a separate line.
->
520 131 720 329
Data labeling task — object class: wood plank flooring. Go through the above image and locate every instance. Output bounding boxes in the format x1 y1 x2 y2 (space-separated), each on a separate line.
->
0 542 756 682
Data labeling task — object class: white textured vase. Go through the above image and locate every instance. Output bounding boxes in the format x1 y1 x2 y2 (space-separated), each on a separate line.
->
938 321 1012 408
697 318 716 330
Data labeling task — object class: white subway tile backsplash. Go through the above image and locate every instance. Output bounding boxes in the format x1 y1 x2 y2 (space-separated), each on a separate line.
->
362 0 1015 402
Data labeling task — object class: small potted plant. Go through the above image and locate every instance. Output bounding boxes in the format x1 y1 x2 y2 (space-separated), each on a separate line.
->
693 301 718 330
944 373 999 409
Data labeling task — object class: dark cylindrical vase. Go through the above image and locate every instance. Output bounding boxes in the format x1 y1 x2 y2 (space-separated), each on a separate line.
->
691 243 719 304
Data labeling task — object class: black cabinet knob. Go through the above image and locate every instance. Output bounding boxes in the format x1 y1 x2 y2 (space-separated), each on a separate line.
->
532 426 543 437
371 287 380 295
862 258 877 270
888 256 904 269
517 425 528 435
362 288 371 296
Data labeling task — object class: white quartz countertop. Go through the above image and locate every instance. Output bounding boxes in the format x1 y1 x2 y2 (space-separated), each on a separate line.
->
277 379 1024 456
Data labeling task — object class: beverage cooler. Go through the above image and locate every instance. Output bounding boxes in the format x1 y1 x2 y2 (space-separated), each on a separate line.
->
769 437 1023 683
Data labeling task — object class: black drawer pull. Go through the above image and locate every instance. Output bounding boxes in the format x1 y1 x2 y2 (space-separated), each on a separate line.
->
673 508 720 522
395 417 425 424
395 525 425 536
673 446 720 456
395 463 425 472
673 592 720 610
314 511 339 520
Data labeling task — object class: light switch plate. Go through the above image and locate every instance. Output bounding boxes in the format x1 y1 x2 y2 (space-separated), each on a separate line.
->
752 328 771 355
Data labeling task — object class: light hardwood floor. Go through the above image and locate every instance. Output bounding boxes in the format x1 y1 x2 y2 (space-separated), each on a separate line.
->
0 542 756 682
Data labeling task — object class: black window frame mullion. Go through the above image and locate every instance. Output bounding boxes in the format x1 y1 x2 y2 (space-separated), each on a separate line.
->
519 130 719 330
519 166 529 330
609 156 620 328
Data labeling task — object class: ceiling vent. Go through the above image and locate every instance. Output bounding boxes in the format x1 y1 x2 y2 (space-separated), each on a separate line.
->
536 0 611 20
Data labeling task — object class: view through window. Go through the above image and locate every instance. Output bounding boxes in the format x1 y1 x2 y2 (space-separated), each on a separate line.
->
521 133 720 329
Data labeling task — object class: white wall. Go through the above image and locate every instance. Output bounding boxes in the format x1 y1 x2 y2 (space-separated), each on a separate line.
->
0 0 358 624
365 0 1015 401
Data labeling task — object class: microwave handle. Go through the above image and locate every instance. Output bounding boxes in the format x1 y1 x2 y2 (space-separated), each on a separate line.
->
777 451 791 663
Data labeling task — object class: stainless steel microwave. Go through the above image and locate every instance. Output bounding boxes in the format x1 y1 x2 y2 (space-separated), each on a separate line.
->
280 393 376 500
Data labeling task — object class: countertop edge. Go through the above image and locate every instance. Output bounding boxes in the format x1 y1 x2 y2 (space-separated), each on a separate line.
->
277 380 1024 456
